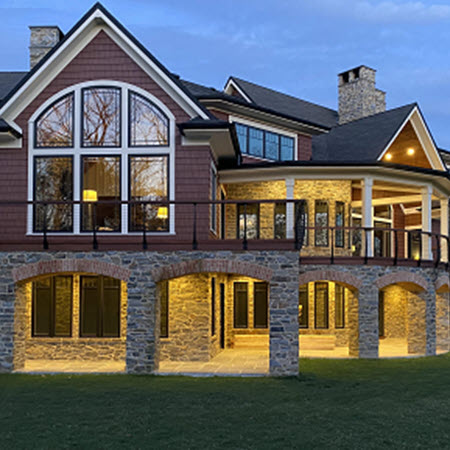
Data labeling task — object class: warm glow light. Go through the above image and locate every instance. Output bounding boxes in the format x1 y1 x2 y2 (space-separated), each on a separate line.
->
83 189 97 202
385 153 392 161
407 148 415 156
157 206 169 219
413 252 420 261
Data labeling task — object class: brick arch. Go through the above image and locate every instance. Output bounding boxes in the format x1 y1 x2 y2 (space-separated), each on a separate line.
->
435 274 450 292
12 259 131 283
151 259 273 282
298 270 363 290
375 272 428 291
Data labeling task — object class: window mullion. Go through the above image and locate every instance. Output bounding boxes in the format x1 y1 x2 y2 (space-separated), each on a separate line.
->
121 89 128 234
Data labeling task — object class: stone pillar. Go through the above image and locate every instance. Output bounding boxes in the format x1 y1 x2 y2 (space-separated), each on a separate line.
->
357 284 379 358
424 287 437 356
440 199 449 263
125 267 159 374
347 288 359 357
361 177 374 258
285 178 295 239
269 252 299 376
0 279 18 373
436 290 449 352
406 290 428 355
421 186 433 261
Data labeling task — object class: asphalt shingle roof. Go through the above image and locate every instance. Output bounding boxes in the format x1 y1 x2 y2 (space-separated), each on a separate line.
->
0 72 27 103
311 103 416 163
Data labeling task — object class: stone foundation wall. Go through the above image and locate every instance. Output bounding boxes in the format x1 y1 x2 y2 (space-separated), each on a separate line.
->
383 285 407 339
436 291 449 352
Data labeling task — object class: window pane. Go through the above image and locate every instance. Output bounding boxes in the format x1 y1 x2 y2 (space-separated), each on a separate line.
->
211 278 216 336
233 282 248 328
82 88 121 147
295 200 308 247
129 156 168 231
34 157 73 232
80 277 99 337
130 92 168 146
248 127 263 157
265 132 279 160
335 284 345 329
274 203 286 239
36 94 73 147
235 124 248 154
54 276 72 337
280 136 294 161
335 202 345 248
314 282 329 329
315 200 329 247
253 282 268 328
238 204 259 239
82 157 121 232
299 285 309 328
33 278 52 336
102 277 120 337
160 281 169 338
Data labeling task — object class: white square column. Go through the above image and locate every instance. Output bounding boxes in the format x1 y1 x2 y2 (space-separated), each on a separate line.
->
421 185 433 260
440 198 449 262
285 178 295 239
361 177 374 257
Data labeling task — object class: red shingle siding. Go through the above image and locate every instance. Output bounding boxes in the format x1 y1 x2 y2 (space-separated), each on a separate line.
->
297 134 312 161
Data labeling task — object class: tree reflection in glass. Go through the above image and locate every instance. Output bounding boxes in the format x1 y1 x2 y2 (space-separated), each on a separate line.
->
129 156 168 231
34 157 73 231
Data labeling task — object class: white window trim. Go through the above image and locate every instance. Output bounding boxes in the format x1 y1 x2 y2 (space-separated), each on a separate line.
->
28 80 176 236
228 114 298 162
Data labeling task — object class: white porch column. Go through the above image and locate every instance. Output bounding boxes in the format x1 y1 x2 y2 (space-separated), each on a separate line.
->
421 185 433 260
361 177 374 257
285 178 295 239
440 198 449 262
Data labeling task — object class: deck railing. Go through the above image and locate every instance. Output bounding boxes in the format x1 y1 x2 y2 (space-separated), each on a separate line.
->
0 199 448 268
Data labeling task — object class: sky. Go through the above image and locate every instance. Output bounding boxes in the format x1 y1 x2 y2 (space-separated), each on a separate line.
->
1 0 450 147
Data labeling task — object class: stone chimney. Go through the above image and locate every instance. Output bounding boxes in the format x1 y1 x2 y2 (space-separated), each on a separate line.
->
338 66 386 125
29 26 64 69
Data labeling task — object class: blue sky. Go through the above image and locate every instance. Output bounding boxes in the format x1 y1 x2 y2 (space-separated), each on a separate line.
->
2 0 450 147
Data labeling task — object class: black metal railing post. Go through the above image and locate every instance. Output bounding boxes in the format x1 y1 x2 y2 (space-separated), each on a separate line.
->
192 202 198 250
243 203 248 250
92 202 98 250
43 202 49 250
446 236 450 270
142 203 148 250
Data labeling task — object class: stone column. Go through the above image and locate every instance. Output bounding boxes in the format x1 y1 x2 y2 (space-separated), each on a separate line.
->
436 290 449 352
269 252 299 376
12 282 30 371
406 290 430 355
440 199 449 263
361 177 374 258
421 186 433 261
0 278 18 373
424 287 437 356
347 288 359 357
285 178 295 239
357 283 379 358
125 265 159 374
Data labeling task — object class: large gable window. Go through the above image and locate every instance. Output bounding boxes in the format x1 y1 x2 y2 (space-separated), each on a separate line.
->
31 82 173 235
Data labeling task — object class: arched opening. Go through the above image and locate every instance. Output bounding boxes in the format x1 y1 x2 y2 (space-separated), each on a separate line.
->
14 272 127 373
156 272 270 375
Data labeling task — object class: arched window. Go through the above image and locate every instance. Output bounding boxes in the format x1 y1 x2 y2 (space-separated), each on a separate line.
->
31 83 173 235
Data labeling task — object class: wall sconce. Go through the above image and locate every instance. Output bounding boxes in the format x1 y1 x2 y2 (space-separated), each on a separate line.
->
83 189 98 202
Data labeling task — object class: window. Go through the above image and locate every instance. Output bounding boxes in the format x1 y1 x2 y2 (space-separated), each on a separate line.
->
254 282 268 328
80 276 121 337
211 277 216 336
160 280 169 338
299 285 309 328
35 94 74 148
129 156 169 232
335 202 345 248
295 200 308 247
32 275 72 337
238 204 259 239
234 122 295 161
314 282 329 329
233 282 248 328
210 166 217 233
34 157 73 232
315 200 329 247
274 203 286 239
32 84 172 234
335 284 345 329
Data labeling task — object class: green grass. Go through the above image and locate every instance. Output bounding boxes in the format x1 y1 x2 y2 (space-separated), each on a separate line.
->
1 355 450 449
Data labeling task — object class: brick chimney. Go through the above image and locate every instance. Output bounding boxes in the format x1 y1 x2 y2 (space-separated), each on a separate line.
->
29 26 64 69
338 66 386 125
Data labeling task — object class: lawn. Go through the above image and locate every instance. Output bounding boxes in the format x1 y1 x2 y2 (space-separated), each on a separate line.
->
1 355 449 449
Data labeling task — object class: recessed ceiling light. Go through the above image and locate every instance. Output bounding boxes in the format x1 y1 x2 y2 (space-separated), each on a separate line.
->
385 153 392 161
407 148 415 155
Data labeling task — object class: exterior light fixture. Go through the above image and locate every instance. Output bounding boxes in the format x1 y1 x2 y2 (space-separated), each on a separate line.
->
83 189 98 202
407 148 415 156
157 206 169 219
385 153 392 161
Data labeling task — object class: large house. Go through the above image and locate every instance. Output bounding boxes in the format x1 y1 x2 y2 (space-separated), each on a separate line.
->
0 3 448 375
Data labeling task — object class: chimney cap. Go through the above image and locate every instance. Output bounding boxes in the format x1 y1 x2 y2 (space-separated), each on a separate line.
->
338 65 376 77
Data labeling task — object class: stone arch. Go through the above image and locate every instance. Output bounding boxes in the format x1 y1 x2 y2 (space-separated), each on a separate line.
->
375 272 428 291
11 259 131 283
298 269 363 290
151 259 273 282
435 274 450 293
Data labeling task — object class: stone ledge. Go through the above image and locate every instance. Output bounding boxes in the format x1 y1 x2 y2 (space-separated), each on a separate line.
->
298 269 363 290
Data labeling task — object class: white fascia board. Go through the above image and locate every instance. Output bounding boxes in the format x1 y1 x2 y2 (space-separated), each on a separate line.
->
224 79 253 103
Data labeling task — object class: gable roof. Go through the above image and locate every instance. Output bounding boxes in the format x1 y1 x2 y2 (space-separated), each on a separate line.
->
312 103 417 163
228 77 338 129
